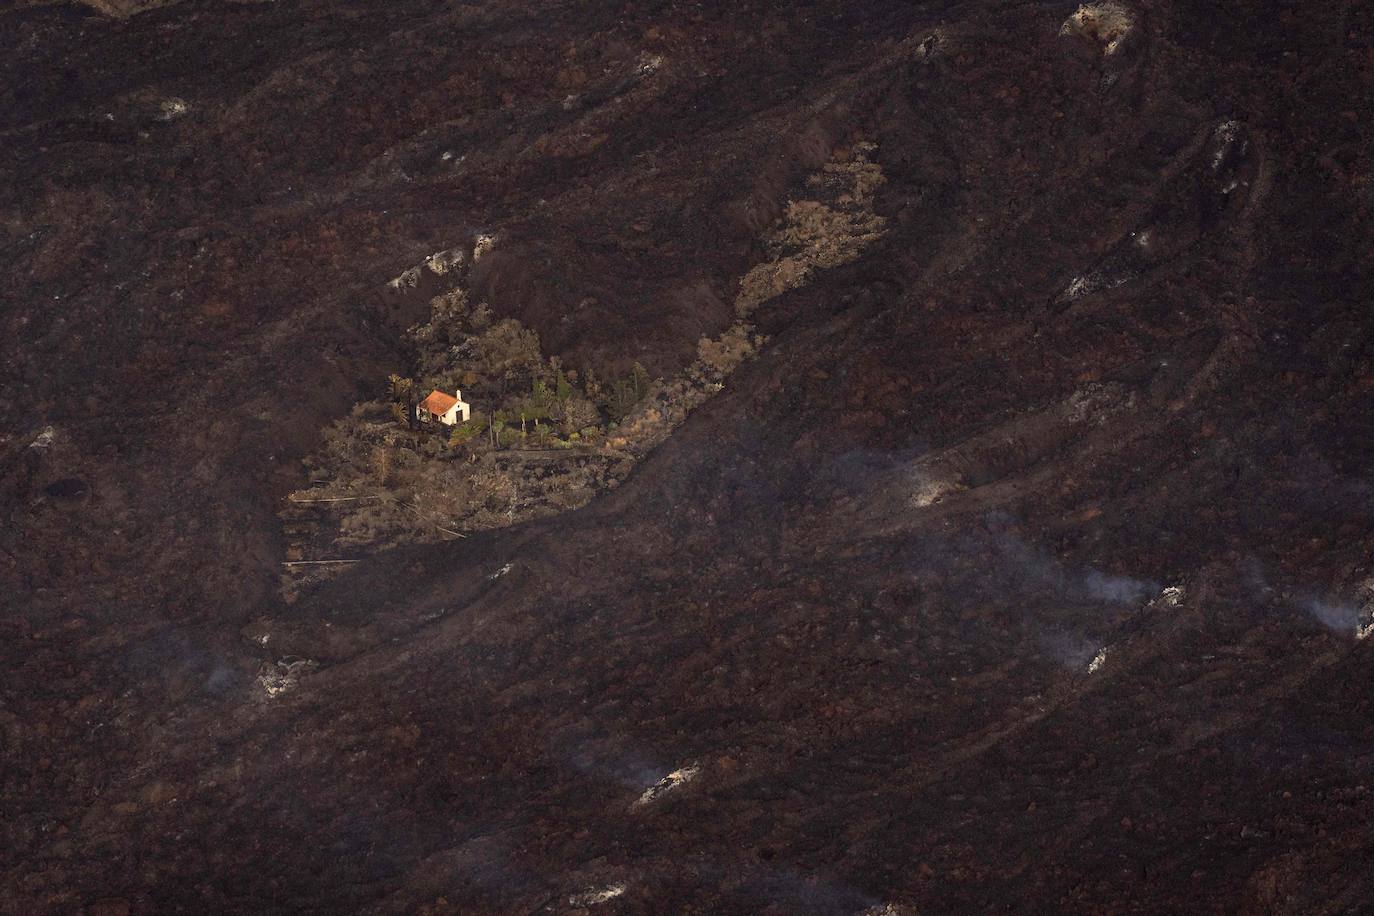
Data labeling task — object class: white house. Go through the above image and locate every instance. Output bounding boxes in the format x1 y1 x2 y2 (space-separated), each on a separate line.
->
418 388 471 426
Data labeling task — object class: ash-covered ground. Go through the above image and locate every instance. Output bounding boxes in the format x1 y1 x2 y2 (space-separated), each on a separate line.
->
4 0 1374 912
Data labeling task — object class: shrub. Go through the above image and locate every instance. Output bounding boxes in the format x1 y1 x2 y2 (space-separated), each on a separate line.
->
465 319 546 401
697 324 758 379
449 410 486 446
553 395 599 436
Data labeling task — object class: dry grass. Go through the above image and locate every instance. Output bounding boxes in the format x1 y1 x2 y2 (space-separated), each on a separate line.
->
735 143 887 316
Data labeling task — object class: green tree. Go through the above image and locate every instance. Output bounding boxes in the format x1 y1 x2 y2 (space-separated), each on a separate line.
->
555 367 573 401
606 363 653 422
524 380 554 421
388 374 417 429
488 409 513 449
630 361 650 400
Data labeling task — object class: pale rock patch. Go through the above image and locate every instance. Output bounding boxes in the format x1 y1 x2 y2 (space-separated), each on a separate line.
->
158 98 190 120
78 0 182 18
424 248 466 275
28 426 57 449
387 266 423 291
1154 585 1185 608
257 658 317 699
911 474 960 508
1060 3 1135 56
569 884 627 907
1087 647 1109 674
1210 120 1247 171
633 764 700 808
635 53 664 77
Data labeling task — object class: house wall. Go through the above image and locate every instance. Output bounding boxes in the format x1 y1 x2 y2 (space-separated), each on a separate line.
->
442 402 471 425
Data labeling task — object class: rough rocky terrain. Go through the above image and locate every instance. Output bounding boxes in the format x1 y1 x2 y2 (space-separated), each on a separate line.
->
3 0 1374 912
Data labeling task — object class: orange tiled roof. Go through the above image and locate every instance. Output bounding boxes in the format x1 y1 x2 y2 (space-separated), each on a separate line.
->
420 389 458 416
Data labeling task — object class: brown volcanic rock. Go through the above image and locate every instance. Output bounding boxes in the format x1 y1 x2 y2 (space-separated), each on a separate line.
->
4 0 1374 913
